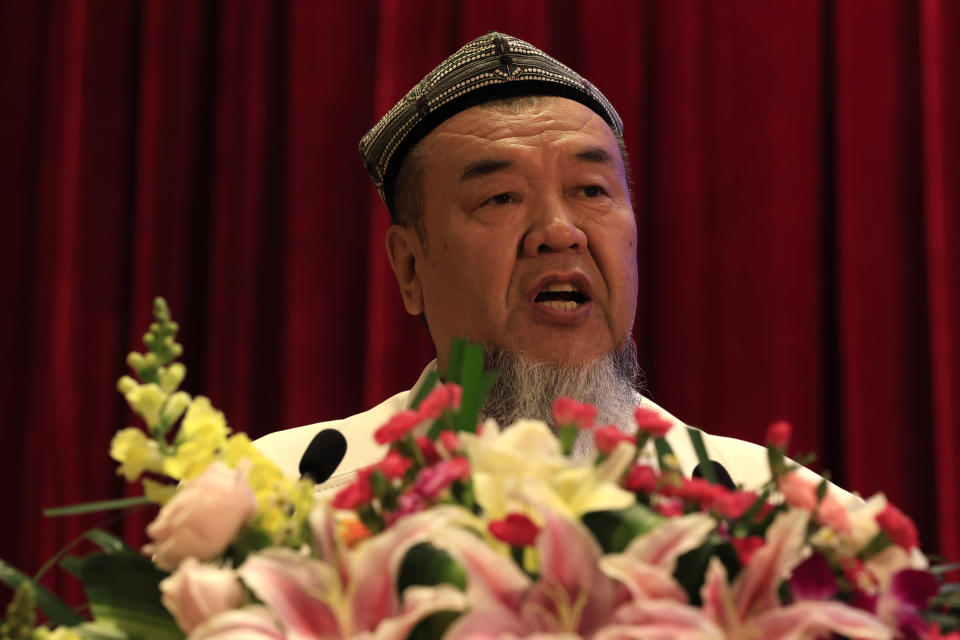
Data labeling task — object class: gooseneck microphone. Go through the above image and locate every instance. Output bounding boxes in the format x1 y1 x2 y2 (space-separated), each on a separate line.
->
298 429 348 484
691 460 737 491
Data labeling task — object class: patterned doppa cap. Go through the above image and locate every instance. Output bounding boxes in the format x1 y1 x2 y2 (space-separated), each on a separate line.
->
359 31 624 214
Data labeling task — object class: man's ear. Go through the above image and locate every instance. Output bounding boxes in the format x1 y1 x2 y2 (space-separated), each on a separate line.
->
385 224 425 316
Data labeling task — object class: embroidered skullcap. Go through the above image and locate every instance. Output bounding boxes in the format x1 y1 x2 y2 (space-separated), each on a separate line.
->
359 31 624 215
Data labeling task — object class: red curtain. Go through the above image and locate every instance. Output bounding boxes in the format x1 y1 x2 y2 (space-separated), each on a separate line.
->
1 0 957 605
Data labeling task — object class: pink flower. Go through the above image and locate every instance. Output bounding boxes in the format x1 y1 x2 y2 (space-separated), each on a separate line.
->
189 607 283 639
624 464 658 492
657 498 685 517
815 494 852 534
332 468 373 509
375 451 412 480
594 424 634 454
412 457 470 499
765 420 792 449
876 503 919 550
488 513 541 546
438 430 461 454
778 471 818 510
633 406 672 437
160 558 244 634
418 383 462 419
713 490 757 520
385 491 428 527
144 462 257 570
552 396 597 429
731 536 765 567
374 409 421 445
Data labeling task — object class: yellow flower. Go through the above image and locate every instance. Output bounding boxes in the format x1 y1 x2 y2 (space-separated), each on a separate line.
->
180 396 229 441
123 383 166 428
110 428 164 482
159 362 186 393
161 390 191 425
462 419 635 520
163 440 217 481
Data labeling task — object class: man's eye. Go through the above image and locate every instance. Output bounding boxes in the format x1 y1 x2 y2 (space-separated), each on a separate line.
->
485 193 514 206
582 185 606 198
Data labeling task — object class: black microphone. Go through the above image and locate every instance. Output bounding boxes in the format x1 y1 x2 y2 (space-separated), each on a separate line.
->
299 429 348 484
691 460 736 491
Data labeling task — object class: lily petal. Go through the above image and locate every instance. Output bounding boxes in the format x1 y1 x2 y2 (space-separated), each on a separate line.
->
732 509 807 619
620 513 715 571
238 550 342 639
373 585 468 640
188 606 285 639
596 600 725 640
752 600 892 639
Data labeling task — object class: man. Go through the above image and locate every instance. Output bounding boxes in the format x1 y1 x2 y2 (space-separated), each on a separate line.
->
256 32 836 498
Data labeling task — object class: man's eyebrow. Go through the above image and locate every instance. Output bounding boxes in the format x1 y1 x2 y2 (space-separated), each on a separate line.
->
573 147 614 165
460 159 513 182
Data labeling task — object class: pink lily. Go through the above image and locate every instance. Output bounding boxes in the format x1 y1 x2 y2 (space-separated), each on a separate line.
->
188 606 284 639
232 505 469 639
700 509 892 639
432 507 724 639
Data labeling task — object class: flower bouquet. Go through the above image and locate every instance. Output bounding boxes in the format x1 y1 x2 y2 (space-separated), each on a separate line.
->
2 298 957 640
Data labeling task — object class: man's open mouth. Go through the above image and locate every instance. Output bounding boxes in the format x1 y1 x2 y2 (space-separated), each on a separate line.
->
534 282 588 311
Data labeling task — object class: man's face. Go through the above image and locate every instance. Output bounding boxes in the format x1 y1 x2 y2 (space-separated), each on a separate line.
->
386 97 638 368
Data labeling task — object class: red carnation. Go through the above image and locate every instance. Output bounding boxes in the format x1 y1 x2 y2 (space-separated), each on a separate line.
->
374 409 422 445
415 436 440 465
633 407 672 437
663 477 727 507
552 397 597 430
657 498 685 517
731 536 765 566
876 503 919 550
625 464 658 492
594 425 634 455
376 451 412 480
332 468 373 510
712 490 757 520
765 420 792 449
419 383 463 419
488 513 541 546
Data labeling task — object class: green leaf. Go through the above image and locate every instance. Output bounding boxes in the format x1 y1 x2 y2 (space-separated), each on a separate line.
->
43 496 151 517
686 428 717 484
673 534 740 604
582 505 664 553
455 342 486 433
67 552 183 640
72 621 137 640
446 340 465 384
83 529 134 555
396 542 467 593
654 438 678 473
0 560 84 627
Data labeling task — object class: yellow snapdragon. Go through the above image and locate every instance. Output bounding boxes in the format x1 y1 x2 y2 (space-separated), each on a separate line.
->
109 428 165 481
122 383 166 428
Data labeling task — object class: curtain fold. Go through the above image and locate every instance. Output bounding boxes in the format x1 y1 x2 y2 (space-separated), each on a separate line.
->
1 0 957 602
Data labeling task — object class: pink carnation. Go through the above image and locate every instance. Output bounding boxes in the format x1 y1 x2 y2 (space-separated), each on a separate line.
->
778 471 818 510
657 499 685 517
663 477 727 507
332 468 373 510
438 430 461 454
412 457 470 499
633 407 672 437
876 503 919 550
375 451 412 480
374 409 421 445
816 494 852 534
418 383 463 419
594 425 634 454
551 397 597 430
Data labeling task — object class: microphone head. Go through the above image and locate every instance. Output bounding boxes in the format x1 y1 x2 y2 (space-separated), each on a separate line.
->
299 429 347 484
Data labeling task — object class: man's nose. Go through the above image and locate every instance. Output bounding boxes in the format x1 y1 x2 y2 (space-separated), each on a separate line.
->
521 197 588 256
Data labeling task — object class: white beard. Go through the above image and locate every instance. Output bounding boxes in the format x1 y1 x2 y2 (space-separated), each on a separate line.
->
480 340 643 456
